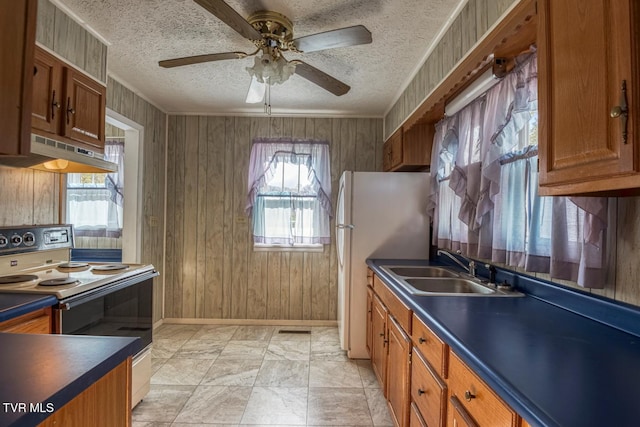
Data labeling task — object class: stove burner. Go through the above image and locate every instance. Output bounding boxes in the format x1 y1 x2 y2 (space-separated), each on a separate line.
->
92 264 129 272
0 274 39 284
58 262 89 269
38 278 80 287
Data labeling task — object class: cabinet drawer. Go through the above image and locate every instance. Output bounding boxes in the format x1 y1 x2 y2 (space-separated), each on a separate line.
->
0 307 52 334
412 313 448 378
411 347 447 427
373 275 411 333
367 268 374 286
448 352 518 427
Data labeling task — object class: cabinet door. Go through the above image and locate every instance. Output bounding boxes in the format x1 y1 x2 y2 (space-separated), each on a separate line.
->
371 294 388 393
411 348 447 427
62 67 106 151
0 0 36 155
366 286 373 356
32 47 63 135
387 316 411 427
538 0 637 193
448 396 479 427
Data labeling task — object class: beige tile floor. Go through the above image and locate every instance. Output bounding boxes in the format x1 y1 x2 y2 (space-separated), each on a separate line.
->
133 324 393 426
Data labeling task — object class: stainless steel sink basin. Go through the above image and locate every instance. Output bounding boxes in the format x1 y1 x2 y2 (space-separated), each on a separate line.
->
378 264 522 297
381 266 460 278
404 278 495 295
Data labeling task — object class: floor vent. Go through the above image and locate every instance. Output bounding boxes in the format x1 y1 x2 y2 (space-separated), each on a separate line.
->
278 329 311 334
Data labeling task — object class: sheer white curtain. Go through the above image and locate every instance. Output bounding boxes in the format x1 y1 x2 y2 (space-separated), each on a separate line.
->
246 138 332 245
430 53 610 288
67 140 124 238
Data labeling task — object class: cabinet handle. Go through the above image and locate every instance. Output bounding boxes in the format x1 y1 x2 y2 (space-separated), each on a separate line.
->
464 390 476 401
51 90 61 119
417 388 425 396
418 337 427 344
379 332 385 337
66 97 75 124
610 80 629 144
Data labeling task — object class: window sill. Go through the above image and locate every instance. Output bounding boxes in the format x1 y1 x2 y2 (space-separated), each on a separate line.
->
253 244 324 253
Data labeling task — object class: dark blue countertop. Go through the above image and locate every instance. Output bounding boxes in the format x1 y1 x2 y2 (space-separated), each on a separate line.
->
367 258 640 427
0 333 139 427
0 294 58 323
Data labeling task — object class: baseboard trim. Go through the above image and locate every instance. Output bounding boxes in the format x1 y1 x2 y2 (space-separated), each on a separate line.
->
153 319 164 330
161 318 338 327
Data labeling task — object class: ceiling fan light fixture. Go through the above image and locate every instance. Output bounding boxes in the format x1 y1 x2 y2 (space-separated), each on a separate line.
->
246 51 296 85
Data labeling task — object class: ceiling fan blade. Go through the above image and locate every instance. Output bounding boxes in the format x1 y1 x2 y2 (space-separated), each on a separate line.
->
293 61 350 96
193 0 261 40
159 52 247 68
246 76 266 103
292 25 372 53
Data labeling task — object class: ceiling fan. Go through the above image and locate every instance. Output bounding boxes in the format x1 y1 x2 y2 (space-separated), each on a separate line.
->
158 0 372 109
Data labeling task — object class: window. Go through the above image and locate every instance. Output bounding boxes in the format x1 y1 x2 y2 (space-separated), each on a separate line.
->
430 53 610 288
247 138 332 250
66 140 124 238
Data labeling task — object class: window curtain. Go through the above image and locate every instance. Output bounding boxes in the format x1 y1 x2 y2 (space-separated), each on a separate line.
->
430 52 610 288
246 138 332 245
105 140 125 207
67 140 124 238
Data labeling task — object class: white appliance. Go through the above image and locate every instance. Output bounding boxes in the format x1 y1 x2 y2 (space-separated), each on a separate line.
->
0 225 157 408
336 171 430 359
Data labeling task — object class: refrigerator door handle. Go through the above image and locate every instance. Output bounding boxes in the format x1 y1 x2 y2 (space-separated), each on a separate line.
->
336 223 355 229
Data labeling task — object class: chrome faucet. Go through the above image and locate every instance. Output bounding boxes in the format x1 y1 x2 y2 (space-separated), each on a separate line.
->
437 249 476 277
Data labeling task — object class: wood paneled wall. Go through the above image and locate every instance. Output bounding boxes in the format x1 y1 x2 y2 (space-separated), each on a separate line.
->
0 167 59 226
384 0 516 138
164 116 383 320
106 77 167 324
36 0 107 83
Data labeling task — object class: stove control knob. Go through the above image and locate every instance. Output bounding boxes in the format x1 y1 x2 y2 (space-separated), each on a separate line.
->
23 232 35 246
10 234 22 246
0 235 7 248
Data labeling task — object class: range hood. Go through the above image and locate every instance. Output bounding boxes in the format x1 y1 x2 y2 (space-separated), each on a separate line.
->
0 134 118 173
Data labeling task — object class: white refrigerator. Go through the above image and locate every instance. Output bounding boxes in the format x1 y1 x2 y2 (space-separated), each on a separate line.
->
336 171 430 359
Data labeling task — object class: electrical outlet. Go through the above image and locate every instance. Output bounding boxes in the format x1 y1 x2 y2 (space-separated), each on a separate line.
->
149 216 159 227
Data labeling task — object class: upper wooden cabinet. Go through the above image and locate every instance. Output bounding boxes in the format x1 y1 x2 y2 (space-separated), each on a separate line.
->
32 47 63 135
538 0 640 195
0 0 37 156
383 122 434 172
32 46 106 152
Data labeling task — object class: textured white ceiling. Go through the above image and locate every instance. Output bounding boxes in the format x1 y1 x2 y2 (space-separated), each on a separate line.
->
57 0 462 116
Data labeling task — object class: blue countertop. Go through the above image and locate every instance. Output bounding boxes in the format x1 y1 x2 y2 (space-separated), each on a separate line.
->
0 333 139 426
0 294 58 322
367 258 640 427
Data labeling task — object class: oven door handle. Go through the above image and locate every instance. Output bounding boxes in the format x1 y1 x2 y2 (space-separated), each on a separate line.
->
58 270 158 309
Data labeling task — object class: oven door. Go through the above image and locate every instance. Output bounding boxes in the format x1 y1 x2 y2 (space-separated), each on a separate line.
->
55 271 157 355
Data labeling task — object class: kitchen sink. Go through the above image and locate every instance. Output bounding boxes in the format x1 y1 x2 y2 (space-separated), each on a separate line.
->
404 278 495 295
382 266 460 278
379 264 522 297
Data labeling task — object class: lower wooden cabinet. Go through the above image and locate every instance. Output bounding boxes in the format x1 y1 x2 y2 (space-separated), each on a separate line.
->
366 286 373 356
38 357 132 427
371 293 388 390
411 348 447 427
449 395 480 427
0 307 52 334
387 316 411 427
367 269 529 427
448 352 518 427
410 402 427 427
